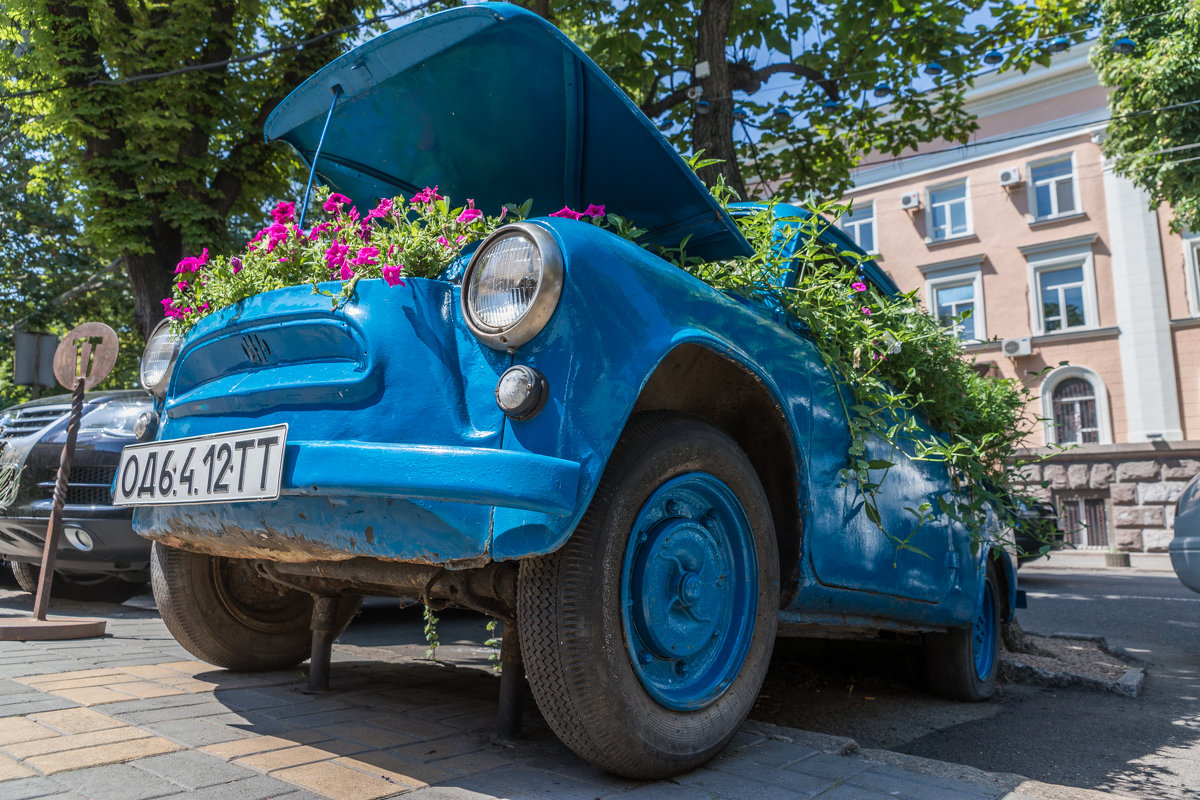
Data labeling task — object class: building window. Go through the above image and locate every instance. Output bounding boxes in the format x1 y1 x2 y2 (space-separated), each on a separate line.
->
932 281 977 340
842 201 875 253
1040 366 1113 445
1058 494 1110 549
1052 378 1100 444
927 181 970 242
1038 263 1089 332
1186 236 1200 317
1029 156 1078 221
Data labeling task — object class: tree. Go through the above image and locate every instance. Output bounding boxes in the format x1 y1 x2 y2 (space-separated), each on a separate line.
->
1091 0 1200 233
0 0 419 338
510 0 1091 200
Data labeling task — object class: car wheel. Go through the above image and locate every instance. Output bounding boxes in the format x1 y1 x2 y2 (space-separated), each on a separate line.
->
924 560 1000 701
518 414 779 779
9 561 145 603
151 541 360 671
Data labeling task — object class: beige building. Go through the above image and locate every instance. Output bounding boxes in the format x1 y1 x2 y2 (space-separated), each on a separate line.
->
842 46 1200 554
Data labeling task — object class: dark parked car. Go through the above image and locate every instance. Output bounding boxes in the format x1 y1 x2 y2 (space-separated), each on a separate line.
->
1170 473 1200 594
1013 499 1065 565
0 391 153 601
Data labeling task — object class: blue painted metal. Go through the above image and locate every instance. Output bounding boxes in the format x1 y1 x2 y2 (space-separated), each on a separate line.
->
132 1 1005 637
974 574 997 680
619 473 758 710
263 3 751 262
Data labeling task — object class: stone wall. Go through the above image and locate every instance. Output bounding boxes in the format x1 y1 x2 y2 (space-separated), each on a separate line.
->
1015 442 1200 553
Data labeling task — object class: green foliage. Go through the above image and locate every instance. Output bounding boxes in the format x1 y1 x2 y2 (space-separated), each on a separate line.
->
423 603 440 660
1091 0 1200 233
502 0 1093 199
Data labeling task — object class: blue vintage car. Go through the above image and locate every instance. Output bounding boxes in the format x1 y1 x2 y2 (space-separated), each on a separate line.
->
118 3 1016 779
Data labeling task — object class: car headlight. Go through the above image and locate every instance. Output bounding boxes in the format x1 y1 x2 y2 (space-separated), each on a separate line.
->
140 319 182 398
461 222 563 349
79 400 148 436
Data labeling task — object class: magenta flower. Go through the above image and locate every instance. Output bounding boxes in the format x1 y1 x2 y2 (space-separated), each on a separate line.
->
410 186 444 205
323 193 352 214
272 201 296 225
161 298 182 319
309 222 330 240
175 280 189 291
367 198 394 221
230 257 242 274
382 264 405 287
339 263 354 281
550 206 584 220
457 199 483 224
861 307 872 316
174 248 210 274
263 223 289 253
852 281 867 292
324 241 350 273
350 246 380 267
583 203 606 218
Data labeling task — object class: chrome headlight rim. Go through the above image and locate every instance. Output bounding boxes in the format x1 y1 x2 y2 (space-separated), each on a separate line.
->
139 318 181 399
460 222 564 350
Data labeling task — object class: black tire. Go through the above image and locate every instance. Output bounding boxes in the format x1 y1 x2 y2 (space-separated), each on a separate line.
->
518 414 779 779
151 541 360 671
10 561 145 603
924 561 1001 701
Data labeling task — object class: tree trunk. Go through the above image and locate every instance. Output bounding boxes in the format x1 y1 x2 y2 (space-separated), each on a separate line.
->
126 223 183 339
692 0 746 199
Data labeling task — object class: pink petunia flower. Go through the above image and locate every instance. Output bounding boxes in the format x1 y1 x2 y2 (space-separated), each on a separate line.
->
382 264 406 287
861 307 872 316
410 186 444 205
323 193 352 214
852 281 867 292
309 222 330 240
174 248 210 274
263 223 289 253
457 199 483 224
325 241 350 273
350 246 380 268
549 206 584 220
175 280 189 291
367 198 394 220
583 203 606 218
498 206 508 221
230 257 242 274
339 263 354 281
161 298 182 319
272 201 296 225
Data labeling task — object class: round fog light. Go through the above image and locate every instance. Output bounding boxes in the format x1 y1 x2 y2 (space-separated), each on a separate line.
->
133 411 159 442
64 528 94 552
495 366 549 421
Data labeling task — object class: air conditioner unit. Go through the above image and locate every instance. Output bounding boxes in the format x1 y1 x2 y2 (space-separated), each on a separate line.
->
900 192 921 210
1001 337 1032 357
998 165 1023 187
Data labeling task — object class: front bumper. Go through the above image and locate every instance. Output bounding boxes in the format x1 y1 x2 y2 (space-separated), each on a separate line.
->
0 515 149 573
135 438 581 566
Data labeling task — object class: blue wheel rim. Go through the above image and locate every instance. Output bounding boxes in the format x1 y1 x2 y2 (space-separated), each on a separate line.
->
973 578 996 681
620 472 758 711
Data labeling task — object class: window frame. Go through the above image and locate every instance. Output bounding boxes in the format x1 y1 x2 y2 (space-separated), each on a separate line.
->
924 179 972 243
1039 365 1113 445
1026 246 1099 336
1026 153 1081 223
841 200 876 254
1184 233 1200 318
925 269 986 343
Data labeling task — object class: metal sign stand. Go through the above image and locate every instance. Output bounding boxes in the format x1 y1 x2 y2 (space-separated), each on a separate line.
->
0 323 119 641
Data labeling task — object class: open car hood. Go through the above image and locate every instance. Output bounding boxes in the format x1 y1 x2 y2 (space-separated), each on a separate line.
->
265 3 751 261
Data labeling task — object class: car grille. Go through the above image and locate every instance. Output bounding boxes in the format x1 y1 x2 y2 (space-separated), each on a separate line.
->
34 466 117 506
0 405 70 437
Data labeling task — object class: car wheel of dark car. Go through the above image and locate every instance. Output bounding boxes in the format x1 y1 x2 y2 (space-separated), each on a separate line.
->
10 561 146 604
151 541 361 671
923 560 1000 701
518 414 779 779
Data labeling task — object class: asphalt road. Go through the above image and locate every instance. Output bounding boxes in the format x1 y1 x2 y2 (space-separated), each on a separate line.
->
754 568 1200 800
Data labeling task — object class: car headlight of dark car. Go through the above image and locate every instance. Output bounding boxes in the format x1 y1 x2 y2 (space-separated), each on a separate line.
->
79 399 147 437
139 319 182 398
461 222 563 350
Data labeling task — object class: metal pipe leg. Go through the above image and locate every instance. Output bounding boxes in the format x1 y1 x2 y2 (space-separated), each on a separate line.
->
495 619 524 742
306 595 338 694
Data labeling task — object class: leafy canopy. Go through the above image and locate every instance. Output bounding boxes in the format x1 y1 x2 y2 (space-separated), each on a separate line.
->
1091 0 1200 233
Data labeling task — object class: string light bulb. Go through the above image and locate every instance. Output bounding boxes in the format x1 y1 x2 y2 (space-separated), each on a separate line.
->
772 105 791 122
696 99 712 114
873 81 893 98
1048 35 1070 53
1112 37 1135 54
924 62 944 76
733 106 749 121
983 50 1003 65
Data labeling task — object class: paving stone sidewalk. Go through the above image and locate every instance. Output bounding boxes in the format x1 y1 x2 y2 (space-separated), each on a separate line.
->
0 596 1131 800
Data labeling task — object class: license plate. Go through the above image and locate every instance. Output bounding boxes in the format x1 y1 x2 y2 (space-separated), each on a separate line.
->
112 424 287 506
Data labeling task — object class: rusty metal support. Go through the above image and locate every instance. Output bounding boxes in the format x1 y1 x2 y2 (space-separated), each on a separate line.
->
32 377 85 621
306 595 338 693
495 619 525 743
